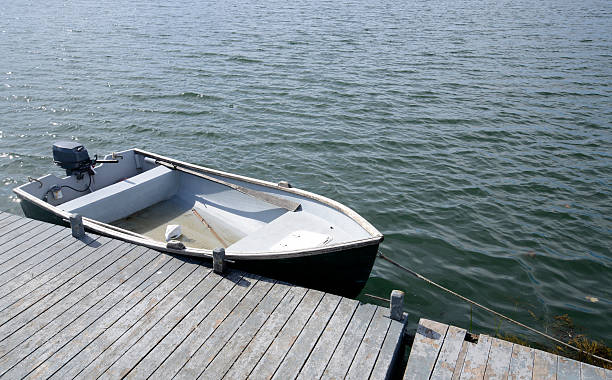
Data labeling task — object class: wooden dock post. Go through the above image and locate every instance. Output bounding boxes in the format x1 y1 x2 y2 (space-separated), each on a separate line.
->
213 247 226 274
69 213 84 238
390 290 404 321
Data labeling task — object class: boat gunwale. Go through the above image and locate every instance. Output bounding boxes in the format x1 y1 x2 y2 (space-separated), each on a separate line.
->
13 148 384 260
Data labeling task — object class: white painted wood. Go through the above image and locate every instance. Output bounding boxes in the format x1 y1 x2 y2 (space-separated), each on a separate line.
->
532 349 557 380
404 318 449 380
459 334 493 380
483 337 513 380
452 341 470 380
557 356 580 380
508 343 534 380
581 362 607 380
431 325 467 380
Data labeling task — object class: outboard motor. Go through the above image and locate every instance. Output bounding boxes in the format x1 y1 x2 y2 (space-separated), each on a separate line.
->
52 141 93 178
52 141 118 178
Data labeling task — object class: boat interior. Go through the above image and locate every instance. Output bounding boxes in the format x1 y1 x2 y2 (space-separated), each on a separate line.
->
17 149 373 253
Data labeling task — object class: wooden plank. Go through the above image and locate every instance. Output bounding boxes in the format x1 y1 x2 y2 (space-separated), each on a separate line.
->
557 356 580 380
232 288 324 379
0 237 121 326
459 334 493 380
581 362 607 380
533 349 557 380
145 272 258 379
431 325 467 380
403 318 449 380
12 254 183 379
172 277 276 379
0 219 43 248
0 243 141 363
296 297 360 380
322 302 378 380
199 282 294 380
0 236 115 325
0 233 100 297
452 341 470 380
109 272 264 379
222 285 309 380
369 317 406 380
0 215 34 240
87 265 212 379
0 222 53 262
0 211 12 222
0 225 69 282
110 271 240 380
483 337 513 380
272 292 342 380
0 221 54 258
43 253 184 380
345 306 393 380
508 343 534 380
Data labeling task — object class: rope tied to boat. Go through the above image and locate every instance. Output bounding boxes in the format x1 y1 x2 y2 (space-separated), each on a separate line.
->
376 251 612 366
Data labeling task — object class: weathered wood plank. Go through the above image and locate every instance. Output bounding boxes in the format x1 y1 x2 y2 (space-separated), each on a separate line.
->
0 211 12 222
146 272 258 379
272 292 342 380
0 233 105 307
247 288 326 379
0 215 34 240
508 343 534 380
222 285 309 380
483 337 513 380
370 317 406 380
90 265 212 379
113 273 264 379
48 255 209 380
0 236 115 325
557 356 581 380
0 222 54 264
0 224 69 282
322 302 378 380
172 277 276 379
431 325 467 380
0 232 100 297
189 281 292 380
532 349 557 380
0 222 55 262
296 297 360 380
17 254 183 380
115 271 240 380
403 318 449 380
345 306 393 379
0 243 141 363
0 219 44 249
452 341 470 380
581 362 607 380
0 214 409 380
459 334 493 380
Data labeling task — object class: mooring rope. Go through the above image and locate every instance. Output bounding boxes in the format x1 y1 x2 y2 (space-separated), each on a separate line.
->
376 251 612 365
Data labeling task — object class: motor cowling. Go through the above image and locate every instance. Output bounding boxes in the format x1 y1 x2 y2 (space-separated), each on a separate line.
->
52 141 92 177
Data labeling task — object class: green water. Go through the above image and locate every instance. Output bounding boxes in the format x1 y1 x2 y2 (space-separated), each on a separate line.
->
1 0 610 347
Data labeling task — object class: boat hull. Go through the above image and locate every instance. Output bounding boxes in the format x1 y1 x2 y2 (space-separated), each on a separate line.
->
231 242 379 298
19 196 378 297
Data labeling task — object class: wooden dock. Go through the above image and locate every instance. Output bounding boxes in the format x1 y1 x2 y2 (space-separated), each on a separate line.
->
0 212 405 379
403 318 611 380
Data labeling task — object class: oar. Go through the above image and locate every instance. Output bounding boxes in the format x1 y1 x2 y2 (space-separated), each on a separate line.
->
155 160 301 212
191 208 228 248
